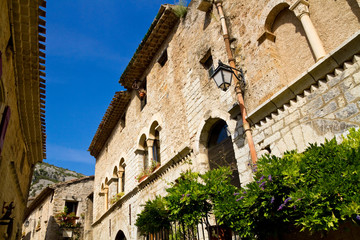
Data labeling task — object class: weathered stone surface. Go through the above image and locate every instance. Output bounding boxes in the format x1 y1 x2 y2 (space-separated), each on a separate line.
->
89 1 360 239
335 103 359 119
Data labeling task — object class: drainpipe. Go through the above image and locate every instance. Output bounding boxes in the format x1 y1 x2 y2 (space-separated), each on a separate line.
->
215 1 258 164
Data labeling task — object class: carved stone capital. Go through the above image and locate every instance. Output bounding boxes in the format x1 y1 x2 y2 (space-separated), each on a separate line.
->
146 138 155 147
290 0 310 19
117 170 124 178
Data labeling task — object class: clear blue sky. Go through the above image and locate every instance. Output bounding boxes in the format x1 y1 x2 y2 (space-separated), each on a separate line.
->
45 1 177 175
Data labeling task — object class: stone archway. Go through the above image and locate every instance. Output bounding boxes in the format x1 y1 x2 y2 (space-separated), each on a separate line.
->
200 118 240 188
115 230 126 240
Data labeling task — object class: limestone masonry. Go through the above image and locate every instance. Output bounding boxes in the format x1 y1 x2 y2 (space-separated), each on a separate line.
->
88 0 360 239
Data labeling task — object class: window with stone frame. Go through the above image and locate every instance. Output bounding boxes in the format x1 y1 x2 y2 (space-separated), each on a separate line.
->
139 78 147 111
207 119 240 188
200 48 214 77
152 130 161 164
158 49 168 67
65 201 78 215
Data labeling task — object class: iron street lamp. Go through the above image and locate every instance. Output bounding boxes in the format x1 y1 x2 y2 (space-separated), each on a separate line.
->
211 60 245 91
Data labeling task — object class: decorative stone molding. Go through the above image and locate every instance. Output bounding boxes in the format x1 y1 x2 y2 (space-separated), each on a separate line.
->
257 31 276 44
290 0 326 61
116 170 124 178
289 0 309 18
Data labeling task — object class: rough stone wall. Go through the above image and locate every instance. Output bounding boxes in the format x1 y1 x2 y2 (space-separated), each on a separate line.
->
235 54 360 186
92 0 360 239
22 194 53 240
227 0 360 112
22 178 94 240
0 1 35 239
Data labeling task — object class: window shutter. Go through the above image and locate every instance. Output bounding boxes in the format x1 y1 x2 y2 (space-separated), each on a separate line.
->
0 106 11 154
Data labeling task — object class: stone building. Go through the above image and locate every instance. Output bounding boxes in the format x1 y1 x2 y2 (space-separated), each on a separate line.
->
88 0 360 239
22 176 94 240
0 0 46 239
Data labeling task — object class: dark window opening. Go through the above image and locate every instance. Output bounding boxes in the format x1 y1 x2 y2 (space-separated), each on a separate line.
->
140 79 147 110
200 49 214 77
158 49 168 67
208 121 231 148
120 113 125 128
143 141 148 170
207 120 240 188
152 131 160 164
121 169 125 192
65 201 78 215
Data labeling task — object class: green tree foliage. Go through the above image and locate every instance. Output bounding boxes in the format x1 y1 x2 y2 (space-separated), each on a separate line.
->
135 196 170 236
135 128 360 238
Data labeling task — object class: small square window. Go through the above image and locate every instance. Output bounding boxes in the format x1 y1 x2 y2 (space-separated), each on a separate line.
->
200 49 214 77
139 79 147 111
65 201 78 215
158 49 168 67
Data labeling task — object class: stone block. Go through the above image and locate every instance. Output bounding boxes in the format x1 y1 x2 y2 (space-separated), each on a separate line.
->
272 119 284 132
282 130 296 151
292 126 306 152
263 131 281 147
326 74 342 87
311 101 338 119
344 84 360 103
301 96 324 116
323 87 340 103
354 71 360 84
285 110 300 126
334 103 359 119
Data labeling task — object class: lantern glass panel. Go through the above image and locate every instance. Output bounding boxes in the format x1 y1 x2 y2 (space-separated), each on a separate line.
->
222 69 233 86
213 71 224 88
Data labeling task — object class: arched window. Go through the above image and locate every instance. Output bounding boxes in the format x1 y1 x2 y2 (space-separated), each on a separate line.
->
207 120 240 187
104 178 109 210
149 121 161 165
152 130 160 164
115 230 126 240
119 158 126 193
272 8 315 82
138 134 149 171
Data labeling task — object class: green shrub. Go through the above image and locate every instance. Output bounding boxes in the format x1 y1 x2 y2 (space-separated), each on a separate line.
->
135 196 170 235
135 128 360 239
229 128 360 239
172 0 187 18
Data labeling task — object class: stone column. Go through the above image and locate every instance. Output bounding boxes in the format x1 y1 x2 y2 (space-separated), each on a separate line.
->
290 0 326 61
146 139 155 168
104 186 109 210
117 170 124 193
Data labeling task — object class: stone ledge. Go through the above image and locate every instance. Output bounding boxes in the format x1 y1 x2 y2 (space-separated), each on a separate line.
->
247 30 360 125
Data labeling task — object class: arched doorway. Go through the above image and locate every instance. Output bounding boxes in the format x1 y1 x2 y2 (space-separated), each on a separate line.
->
207 119 240 188
115 230 126 240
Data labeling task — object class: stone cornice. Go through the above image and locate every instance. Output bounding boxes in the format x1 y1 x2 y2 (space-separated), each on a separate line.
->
119 4 180 90
10 0 47 162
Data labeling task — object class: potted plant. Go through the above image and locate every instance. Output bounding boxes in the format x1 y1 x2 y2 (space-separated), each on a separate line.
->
150 160 160 173
136 169 149 182
110 192 125 205
138 89 146 99
55 206 81 238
